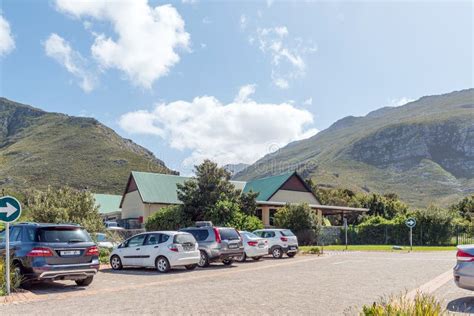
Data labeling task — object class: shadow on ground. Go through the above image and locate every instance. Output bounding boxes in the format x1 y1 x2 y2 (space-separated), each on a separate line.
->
447 297 474 313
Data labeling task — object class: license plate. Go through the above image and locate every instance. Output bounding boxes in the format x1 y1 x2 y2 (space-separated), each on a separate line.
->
228 244 238 249
60 250 80 256
258 244 265 248
289 246 297 250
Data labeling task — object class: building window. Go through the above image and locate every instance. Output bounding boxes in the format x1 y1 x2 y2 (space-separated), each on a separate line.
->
256 208 263 220
269 208 277 226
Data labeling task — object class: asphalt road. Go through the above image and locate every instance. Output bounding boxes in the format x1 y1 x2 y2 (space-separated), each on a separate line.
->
0 251 458 315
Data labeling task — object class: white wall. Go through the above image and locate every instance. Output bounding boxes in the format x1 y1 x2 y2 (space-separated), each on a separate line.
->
121 190 145 219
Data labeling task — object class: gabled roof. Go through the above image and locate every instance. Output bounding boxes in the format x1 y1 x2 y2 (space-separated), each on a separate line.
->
243 172 294 201
93 194 122 214
132 171 188 204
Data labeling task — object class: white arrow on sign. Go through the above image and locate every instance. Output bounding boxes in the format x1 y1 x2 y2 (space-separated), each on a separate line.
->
0 202 17 217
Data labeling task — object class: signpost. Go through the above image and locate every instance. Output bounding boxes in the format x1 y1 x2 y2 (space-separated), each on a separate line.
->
0 196 22 296
405 218 416 251
343 217 348 250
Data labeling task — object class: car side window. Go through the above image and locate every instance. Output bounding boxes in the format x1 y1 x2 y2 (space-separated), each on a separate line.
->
10 227 22 242
264 232 275 238
145 234 162 245
160 234 170 243
127 234 146 247
26 228 36 242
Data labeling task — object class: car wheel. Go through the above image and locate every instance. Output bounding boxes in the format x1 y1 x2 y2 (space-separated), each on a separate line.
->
75 276 94 286
110 255 123 270
156 256 171 273
272 247 283 259
198 250 210 267
287 252 296 258
13 263 30 289
252 256 262 261
222 259 234 266
185 264 197 270
236 253 247 262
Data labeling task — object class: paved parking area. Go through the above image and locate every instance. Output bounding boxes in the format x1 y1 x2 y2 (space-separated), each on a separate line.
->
1 251 458 315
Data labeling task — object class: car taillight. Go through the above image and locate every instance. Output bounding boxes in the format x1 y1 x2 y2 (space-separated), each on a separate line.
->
213 228 221 244
168 244 179 252
27 247 54 257
280 237 288 242
247 241 258 247
457 249 474 262
85 246 99 256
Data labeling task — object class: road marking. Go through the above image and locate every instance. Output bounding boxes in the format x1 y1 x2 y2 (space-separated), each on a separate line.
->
0 255 332 306
406 269 453 299
333 260 365 265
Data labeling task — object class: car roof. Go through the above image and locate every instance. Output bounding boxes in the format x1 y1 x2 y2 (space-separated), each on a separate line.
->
146 231 181 235
13 222 82 228
254 229 285 232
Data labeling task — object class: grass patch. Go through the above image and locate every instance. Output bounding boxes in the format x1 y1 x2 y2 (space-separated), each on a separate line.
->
299 245 456 252
361 292 444 315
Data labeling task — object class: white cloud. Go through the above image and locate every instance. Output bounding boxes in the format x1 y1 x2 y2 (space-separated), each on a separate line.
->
386 97 415 107
119 86 318 166
182 0 198 3
240 14 247 30
303 97 313 106
44 33 96 92
0 15 15 57
253 26 317 89
55 0 190 89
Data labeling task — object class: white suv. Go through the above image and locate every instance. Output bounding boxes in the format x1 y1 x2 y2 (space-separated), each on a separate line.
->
253 229 298 259
110 231 200 273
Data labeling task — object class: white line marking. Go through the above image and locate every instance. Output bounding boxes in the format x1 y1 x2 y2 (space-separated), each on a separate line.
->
406 269 453 299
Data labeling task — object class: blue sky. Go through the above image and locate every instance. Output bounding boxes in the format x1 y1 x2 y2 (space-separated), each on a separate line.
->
0 0 472 175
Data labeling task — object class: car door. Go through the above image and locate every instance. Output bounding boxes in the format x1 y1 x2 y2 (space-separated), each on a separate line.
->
139 233 163 267
263 231 277 248
119 234 147 266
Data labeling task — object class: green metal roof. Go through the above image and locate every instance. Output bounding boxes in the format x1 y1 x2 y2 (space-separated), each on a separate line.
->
132 171 188 204
242 172 294 201
93 194 122 214
129 171 296 204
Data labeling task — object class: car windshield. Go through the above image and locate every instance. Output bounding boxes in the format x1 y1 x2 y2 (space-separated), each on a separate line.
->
174 233 196 244
280 230 295 237
37 227 91 243
219 228 240 241
181 229 209 241
96 233 107 242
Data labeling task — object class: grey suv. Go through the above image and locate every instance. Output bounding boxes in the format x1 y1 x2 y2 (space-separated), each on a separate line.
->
180 222 244 267
0 223 100 287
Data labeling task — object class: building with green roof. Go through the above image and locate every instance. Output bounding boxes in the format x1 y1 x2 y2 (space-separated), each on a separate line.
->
93 193 122 221
118 170 367 229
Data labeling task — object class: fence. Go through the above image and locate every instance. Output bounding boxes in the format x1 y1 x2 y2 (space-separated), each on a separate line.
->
316 225 474 246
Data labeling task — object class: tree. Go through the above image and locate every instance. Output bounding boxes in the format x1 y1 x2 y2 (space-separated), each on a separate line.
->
177 160 241 223
27 187 104 233
177 160 259 227
226 211 263 232
451 195 474 221
274 203 316 233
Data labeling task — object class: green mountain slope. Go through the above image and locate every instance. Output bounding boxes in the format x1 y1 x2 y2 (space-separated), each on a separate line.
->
235 89 474 207
0 98 175 194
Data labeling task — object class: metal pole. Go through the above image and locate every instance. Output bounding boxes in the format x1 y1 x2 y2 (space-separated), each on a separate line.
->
409 226 413 252
344 218 348 251
5 222 10 296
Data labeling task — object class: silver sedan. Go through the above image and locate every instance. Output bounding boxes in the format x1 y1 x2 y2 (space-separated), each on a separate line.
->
454 245 474 290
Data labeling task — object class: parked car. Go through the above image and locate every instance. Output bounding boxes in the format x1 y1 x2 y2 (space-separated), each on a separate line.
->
94 233 118 249
109 231 200 273
253 229 298 259
236 231 268 262
104 221 125 230
0 222 99 287
454 245 474 290
180 222 244 267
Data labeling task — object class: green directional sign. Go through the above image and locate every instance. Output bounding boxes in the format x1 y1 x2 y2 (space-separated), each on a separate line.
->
0 196 22 223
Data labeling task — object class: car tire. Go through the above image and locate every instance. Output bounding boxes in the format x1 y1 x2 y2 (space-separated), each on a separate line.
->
287 252 296 258
272 247 283 259
252 256 262 261
75 276 94 286
198 250 210 268
185 264 197 270
222 259 234 266
110 255 123 270
156 256 171 273
236 253 247 262
13 263 31 289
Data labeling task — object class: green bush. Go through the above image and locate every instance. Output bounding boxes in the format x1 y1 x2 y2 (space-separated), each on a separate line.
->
0 257 21 296
306 246 321 255
99 248 111 264
145 205 191 231
361 293 443 315
274 204 318 245
226 211 263 231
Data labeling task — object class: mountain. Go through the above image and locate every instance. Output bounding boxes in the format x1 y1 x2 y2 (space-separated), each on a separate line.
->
235 89 474 207
0 98 176 194
224 163 250 176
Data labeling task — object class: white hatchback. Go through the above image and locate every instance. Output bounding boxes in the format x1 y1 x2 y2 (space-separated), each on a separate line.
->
253 229 299 259
236 231 268 262
110 231 200 273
